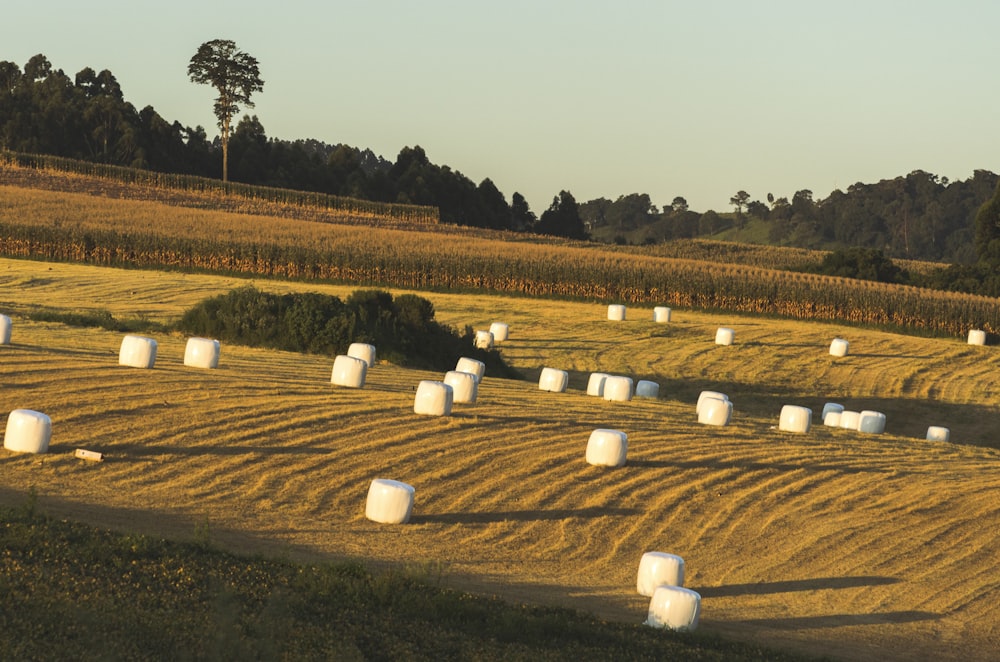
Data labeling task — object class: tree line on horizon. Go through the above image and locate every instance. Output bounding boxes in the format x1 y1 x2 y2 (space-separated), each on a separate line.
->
1 52 999 278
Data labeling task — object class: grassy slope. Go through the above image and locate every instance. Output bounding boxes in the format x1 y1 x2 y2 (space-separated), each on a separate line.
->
2 258 999 661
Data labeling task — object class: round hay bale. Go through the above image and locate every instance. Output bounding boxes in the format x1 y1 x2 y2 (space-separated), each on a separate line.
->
603 376 634 402
347 343 376 367
637 552 685 597
779 405 813 433
645 585 701 631
830 338 850 357
413 380 453 416
858 410 886 434
0 314 11 345
926 426 950 442
586 372 609 397
839 410 861 430
698 397 732 426
607 304 626 321
4 409 52 454
653 306 671 323
586 429 628 467
331 355 367 388
365 478 414 524
183 337 220 369
489 322 509 343
968 329 987 346
635 380 659 399
455 357 485 383
696 391 729 416
443 370 478 404
824 410 843 427
118 334 157 369
821 402 844 420
474 330 494 349
538 367 569 393
715 327 735 346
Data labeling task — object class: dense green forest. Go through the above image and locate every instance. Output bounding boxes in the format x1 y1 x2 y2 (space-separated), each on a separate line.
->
2 52 999 278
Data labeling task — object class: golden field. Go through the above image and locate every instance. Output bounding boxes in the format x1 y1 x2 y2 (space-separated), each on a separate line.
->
1 257 999 661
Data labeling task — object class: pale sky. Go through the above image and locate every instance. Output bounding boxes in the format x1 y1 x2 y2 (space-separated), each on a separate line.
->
6 1 999 214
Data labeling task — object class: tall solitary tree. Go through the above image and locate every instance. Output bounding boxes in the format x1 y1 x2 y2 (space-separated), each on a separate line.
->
187 39 263 182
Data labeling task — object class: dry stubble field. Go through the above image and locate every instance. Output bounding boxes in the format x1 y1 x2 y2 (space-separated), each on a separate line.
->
1 257 999 661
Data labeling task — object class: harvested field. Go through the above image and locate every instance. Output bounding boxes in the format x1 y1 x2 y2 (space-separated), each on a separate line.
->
1 258 999 661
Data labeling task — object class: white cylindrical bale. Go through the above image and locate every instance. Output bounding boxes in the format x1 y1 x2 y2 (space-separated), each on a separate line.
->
538 367 569 393
698 397 732 426
365 478 414 524
635 380 659 399
455 357 485 383
586 373 609 397
839 410 861 430
474 330 494 350
413 380 453 416
603 376 634 402
607 304 626 321
830 338 850 357
585 429 628 467
0 314 11 345
779 405 812 433
824 411 843 427
443 370 478 404
331 355 367 388
968 329 987 346
696 391 729 416
637 552 685 597
645 585 701 632
715 327 735 346
183 337 220 369
4 409 52 454
821 402 844 420
489 322 509 343
858 410 886 434
653 306 671 323
118 334 157 369
926 426 950 442
347 342 376 367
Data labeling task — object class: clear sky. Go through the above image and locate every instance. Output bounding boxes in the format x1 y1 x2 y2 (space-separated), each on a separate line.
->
6 1 999 214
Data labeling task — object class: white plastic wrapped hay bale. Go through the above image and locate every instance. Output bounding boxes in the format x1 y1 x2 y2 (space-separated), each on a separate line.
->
715 327 735 346
455 357 485 383
586 372 609 397
331 355 367 388
698 397 732 426
653 306 671 323
413 380 453 416
444 370 478 404
365 478 414 524
585 429 627 467
538 367 569 393
858 410 886 434
489 322 509 343
839 410 860 430
696 391 729 417
968 329 987 346
607 304 626 321
118 334 157 369
603 376 634 402
347 342 376 367
779 405 812 433
474 330 494 349
0 314 11 345
821 402 844 420
637 552 685 597
824 410 843 427
4 409 51 454
645 585 701 631
635 380 659 399
926 426 950 442
183 337 220 369
830 338 850 357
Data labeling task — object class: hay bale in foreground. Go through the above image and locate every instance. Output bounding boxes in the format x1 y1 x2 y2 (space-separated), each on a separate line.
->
413 381 453 416
4 409 51 454
184 337 220 369
645 585 701 632
119 334 157 369
585 429 627 467
715 327 735 346
443 370 478 404
365 479 414 524
830 338 849 357
331 355 367 388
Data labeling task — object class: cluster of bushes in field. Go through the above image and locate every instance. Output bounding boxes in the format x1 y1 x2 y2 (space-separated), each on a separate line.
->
176 286 517 377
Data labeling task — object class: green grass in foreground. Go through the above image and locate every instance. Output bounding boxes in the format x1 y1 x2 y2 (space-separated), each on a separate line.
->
0 497 820 662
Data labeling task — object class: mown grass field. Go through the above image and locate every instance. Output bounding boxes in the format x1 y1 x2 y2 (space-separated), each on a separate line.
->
2 257 999 661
